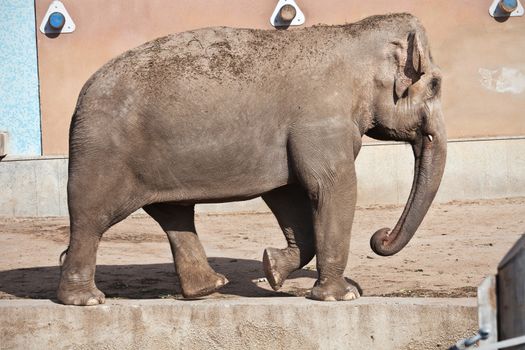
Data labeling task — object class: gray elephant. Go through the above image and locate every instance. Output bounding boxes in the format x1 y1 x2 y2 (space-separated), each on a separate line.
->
58 13 446 306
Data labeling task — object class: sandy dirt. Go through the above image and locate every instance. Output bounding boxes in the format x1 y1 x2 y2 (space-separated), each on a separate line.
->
0 197 523 301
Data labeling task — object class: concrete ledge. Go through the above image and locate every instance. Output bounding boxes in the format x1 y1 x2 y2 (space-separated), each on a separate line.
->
0 297 477 349
2 136 524 216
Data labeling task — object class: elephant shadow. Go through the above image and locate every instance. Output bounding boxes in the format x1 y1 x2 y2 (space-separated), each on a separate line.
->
0 257 331 302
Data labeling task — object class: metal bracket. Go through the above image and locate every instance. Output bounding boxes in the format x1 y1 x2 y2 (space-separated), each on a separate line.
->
270 0 305 27
40 0 76 34
0 132 8 159
477 276 497 346
489 0 524 17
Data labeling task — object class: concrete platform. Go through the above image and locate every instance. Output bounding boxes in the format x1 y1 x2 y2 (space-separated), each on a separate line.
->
0 297 477 350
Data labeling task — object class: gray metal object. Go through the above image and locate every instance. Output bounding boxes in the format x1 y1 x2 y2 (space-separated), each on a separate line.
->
450 235 525 350
478 276 498 345
489 0 524 17
279 4 296 22
497 234 525 347
270 0 305 27
39 1 76 34
449 329 490 349
463 335 525 350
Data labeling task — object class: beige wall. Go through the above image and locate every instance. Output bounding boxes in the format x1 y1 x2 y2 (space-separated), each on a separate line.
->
36 0 525 155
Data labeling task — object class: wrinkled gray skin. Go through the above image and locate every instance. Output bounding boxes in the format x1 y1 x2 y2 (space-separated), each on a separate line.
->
58 13 446 306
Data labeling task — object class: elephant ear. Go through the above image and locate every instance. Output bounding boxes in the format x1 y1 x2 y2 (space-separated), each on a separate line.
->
394 31 427 99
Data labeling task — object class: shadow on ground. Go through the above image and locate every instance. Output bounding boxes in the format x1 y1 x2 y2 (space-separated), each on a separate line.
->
0 257 320 301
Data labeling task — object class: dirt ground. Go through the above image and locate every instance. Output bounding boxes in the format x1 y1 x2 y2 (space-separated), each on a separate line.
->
0 197 523 301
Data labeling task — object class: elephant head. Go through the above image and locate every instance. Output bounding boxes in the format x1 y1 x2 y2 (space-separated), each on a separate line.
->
366 28 447 256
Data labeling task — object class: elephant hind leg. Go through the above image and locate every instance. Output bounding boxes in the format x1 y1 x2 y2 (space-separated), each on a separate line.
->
143 203 228 298
262 185 315 291
58 224 107 306
58 173 143 306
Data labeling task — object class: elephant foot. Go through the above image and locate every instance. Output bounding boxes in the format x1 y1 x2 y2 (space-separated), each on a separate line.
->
310 278 360 301
179 269 229 298
57 280 105 306
262 247 299 291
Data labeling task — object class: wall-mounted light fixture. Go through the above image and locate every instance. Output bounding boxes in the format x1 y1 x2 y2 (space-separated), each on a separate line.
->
48 12 66 30
40 1 76 35
270 0 305 27
489 0 524 17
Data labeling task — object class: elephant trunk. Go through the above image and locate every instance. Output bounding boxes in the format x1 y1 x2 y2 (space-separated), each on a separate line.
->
370 124 447 256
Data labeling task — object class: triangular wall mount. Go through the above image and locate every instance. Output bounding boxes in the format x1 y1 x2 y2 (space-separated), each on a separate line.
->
40 0 76 34
270 0 305 27
489 0 524 17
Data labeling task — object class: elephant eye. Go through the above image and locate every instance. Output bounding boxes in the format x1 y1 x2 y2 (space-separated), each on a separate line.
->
429 77 440 96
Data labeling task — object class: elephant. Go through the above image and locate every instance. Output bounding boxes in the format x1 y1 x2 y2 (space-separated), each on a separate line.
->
58 13 447 306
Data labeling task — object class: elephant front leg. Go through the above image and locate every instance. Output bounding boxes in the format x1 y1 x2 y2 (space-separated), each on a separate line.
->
288 120 360 301
309 166 359 301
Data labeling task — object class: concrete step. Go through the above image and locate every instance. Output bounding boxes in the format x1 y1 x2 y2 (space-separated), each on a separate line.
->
1 297 477 349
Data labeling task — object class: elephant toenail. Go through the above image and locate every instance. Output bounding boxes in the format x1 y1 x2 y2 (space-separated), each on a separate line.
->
343 292 357 300
216 277 228 288
85 298 99 306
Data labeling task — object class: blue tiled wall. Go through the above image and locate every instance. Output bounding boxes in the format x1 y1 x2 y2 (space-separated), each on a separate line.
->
0 0 41 156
